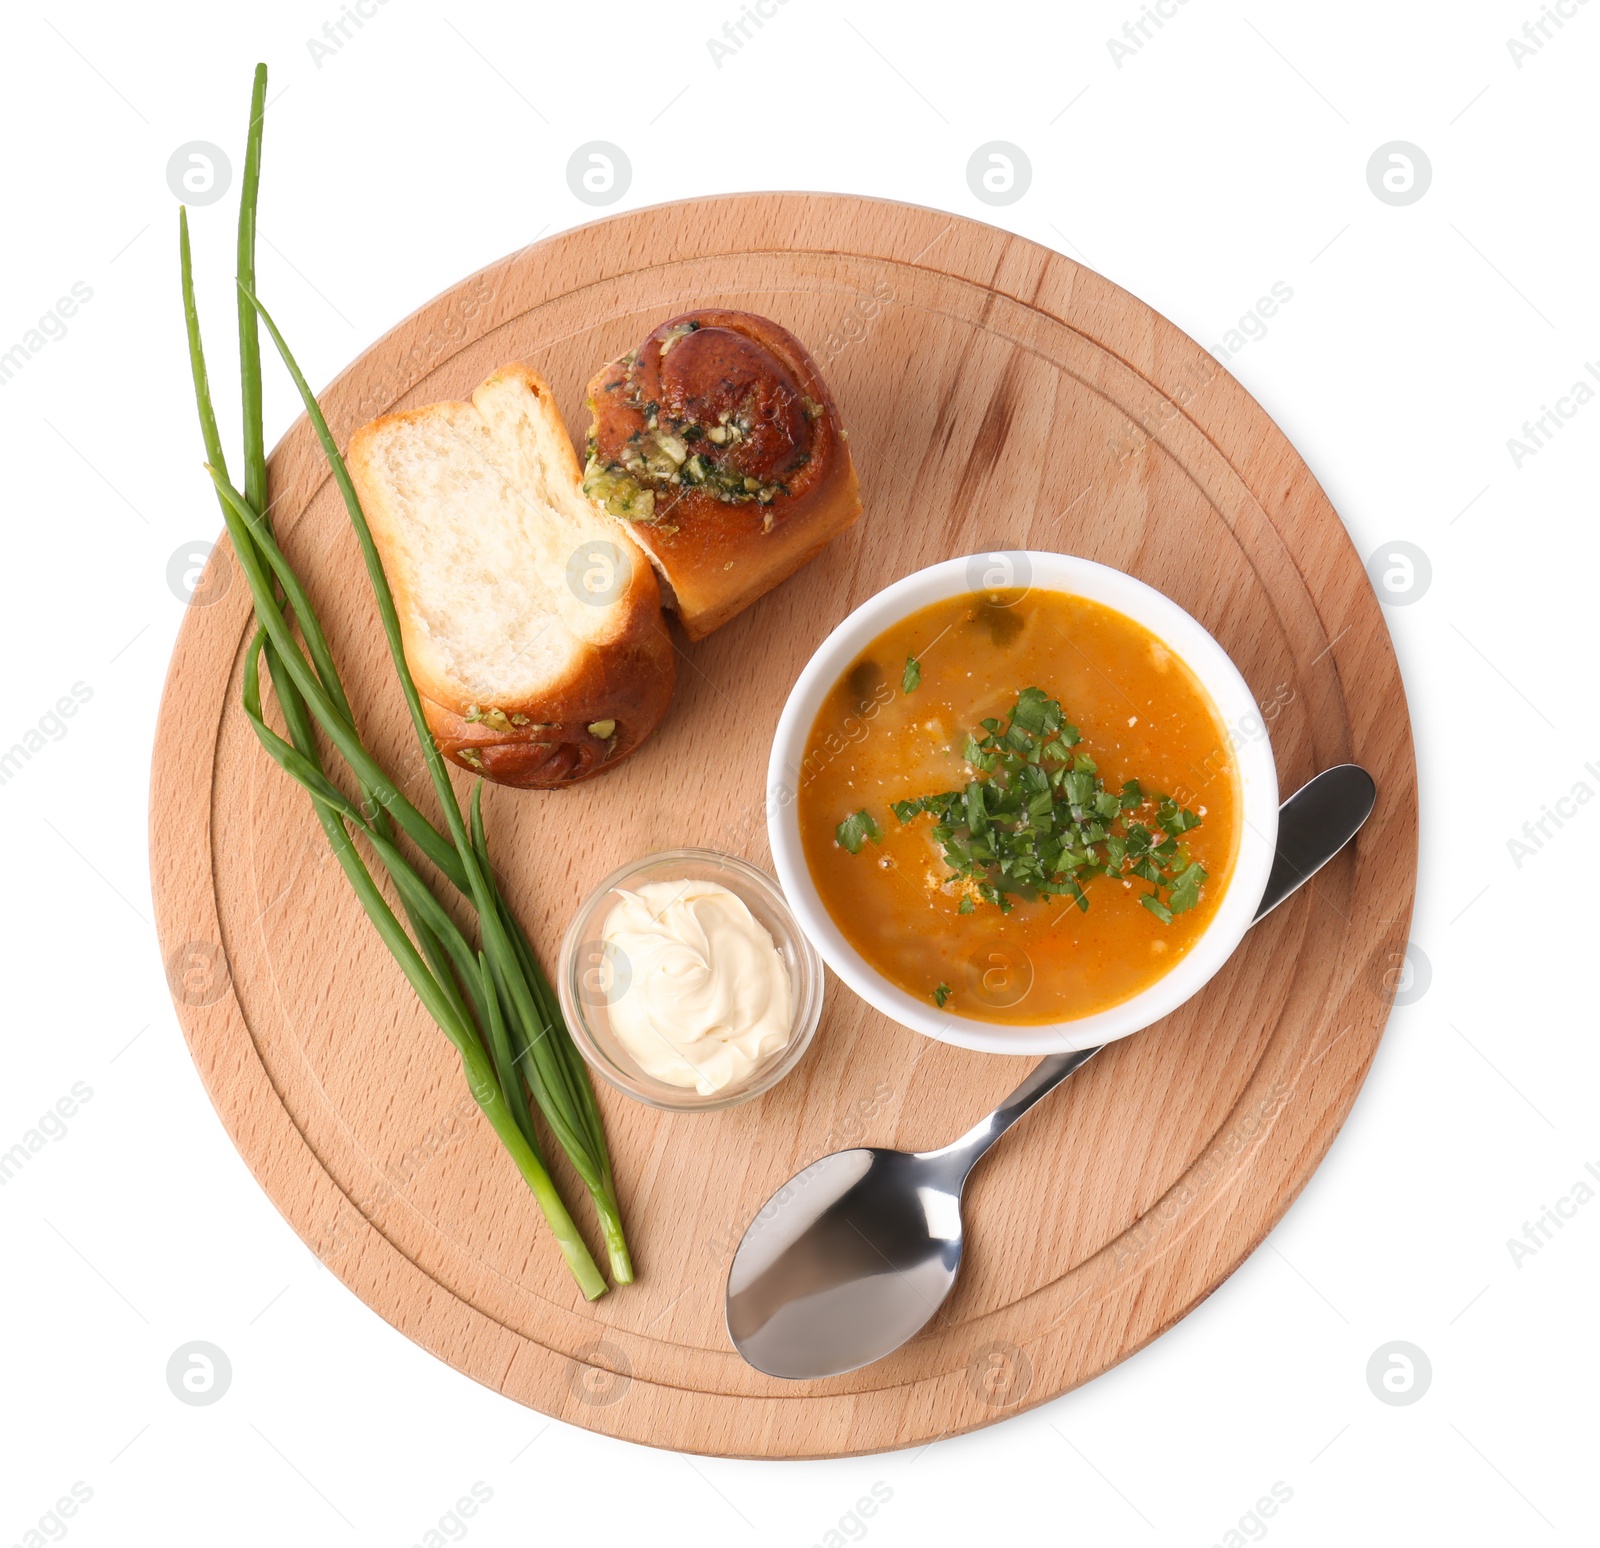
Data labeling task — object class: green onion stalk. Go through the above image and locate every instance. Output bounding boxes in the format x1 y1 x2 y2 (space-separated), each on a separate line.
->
179 63 630 1297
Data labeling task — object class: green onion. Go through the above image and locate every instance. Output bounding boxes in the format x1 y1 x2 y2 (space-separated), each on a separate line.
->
178 64 630 1297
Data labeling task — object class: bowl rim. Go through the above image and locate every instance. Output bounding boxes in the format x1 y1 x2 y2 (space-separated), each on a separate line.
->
765 551 1279 1055
556 846 826 1110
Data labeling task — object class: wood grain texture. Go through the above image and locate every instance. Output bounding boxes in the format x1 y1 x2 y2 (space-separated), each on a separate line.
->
149 194 1416 1459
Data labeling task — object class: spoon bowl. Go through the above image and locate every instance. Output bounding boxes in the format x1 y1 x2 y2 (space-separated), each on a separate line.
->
725 1148 965 1379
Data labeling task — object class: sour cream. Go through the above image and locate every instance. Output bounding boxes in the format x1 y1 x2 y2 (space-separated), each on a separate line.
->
600 879 793 1095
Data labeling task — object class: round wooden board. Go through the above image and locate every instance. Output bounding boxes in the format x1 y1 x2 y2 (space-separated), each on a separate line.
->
151 194 1416 1459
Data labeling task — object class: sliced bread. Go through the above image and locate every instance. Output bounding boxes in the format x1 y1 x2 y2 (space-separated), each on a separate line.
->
348 363 674 788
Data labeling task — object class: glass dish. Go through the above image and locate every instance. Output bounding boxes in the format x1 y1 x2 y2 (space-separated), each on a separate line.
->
557 848 824 1112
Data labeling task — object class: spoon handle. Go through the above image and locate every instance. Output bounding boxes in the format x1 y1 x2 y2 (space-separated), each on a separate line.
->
919 765 1378 1188
922 1045 1103 1181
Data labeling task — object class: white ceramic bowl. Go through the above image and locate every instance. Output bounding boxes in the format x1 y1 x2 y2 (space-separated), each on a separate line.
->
766 552 1278 1055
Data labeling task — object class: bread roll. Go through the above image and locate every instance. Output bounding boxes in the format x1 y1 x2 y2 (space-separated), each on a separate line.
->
348 364 674 788
582 309 861 639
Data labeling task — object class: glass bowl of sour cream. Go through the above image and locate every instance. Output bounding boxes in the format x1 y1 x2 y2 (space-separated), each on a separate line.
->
558 849 825 1111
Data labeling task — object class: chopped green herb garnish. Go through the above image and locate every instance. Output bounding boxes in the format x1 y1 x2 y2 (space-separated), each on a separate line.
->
902 655 922 693
1166 860 1207 914
933 982 952 1007
835 808 882 854
840 686 1207 922
1010 687 1046 732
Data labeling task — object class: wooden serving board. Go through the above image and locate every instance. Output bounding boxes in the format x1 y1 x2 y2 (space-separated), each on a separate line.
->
151 194 1416 1458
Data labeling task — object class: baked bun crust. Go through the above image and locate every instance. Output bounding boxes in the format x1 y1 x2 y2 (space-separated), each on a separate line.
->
583 309 861 639
348 364 675 789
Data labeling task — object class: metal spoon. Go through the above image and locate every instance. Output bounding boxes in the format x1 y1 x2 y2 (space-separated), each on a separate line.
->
726 764 1377 1379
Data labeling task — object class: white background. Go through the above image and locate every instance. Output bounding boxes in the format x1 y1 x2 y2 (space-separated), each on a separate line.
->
2 1 1596 1543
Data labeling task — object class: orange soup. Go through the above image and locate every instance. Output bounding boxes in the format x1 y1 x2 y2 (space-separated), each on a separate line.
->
796 589 1241 1024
